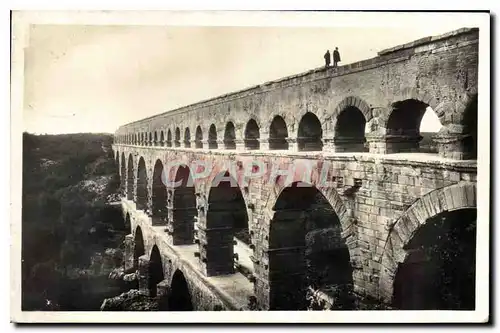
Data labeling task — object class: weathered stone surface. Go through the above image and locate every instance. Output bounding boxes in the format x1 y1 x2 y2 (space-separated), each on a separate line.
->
110 28 479 310
100 289 159 311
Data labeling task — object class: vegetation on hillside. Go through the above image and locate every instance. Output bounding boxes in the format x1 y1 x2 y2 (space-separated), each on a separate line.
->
22 132 125 310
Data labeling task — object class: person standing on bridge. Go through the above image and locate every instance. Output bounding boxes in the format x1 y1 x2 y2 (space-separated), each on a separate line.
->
324 50 331 68
333 47 341 67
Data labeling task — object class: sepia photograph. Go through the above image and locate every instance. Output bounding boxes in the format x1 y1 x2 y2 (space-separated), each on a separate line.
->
10 10 490 323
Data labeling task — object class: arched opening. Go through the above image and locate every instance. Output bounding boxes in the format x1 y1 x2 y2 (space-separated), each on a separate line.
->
244 119 260 150
392 208 476 310
170 165 197 245
175 127 181 147
168 270 193 311
184 127 191 148
160 131 165 147
267 182 353 310
269 116 289 150
387 99 442 153
334 106 367 152
167 129 172 147
203 171 249 276
154 131 158 146
419 107 443 154
120 153 126 195
224 122 236 150
135 134 138 145
134 226 145 270
126 154 134 200
208 124 218 149
125 213 131 230
195 126 203 149
297 112 323 151
148 245 164 297
136 157 148 211
152 160 167 226
148 132 153 146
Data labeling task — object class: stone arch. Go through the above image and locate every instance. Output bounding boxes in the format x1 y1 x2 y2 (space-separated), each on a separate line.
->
195 126 203 149
331 96 373 126
333 105 368 152
134 226 145 270
269 115 289 150
201 170 249 276
120 153 126 194
148 245 164 297
136 157 148 211
224 121 236 150
168 270 193 311
152 159 167 226
175 127 181 147
184 127 191 148
244 118 260 150
389 88 439 120
257 181 354 310
380 98 442 154
169 165 197 245
297 112 323 151
126 154 134 200
208 124 218 149
167 129 172 147
263 180 355 254
379 182 477 304
160 130 165 146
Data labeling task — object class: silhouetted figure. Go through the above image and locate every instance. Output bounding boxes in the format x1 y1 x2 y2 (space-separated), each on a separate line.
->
324 50 331 68
333 47 341 67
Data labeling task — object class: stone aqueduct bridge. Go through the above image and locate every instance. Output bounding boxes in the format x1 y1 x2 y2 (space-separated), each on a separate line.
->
112 28 478 311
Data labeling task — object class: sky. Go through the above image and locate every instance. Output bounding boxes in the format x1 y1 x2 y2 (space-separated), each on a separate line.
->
21 19 472 134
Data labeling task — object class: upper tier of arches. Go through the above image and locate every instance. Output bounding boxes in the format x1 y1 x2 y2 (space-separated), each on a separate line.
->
114 93 477 160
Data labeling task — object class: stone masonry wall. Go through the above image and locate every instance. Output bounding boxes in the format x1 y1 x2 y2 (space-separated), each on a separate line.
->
114 28 478 160
113 145 476 308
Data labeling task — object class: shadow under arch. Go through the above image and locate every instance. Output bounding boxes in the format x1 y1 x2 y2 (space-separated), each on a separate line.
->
168 270 193 311
170 164 197 245
120 153 126 194
380 182 477 309
224 122 236 150
184 127 191 148
392 208 476 310
297 112 323 151
195 126 203 149
333 106 368 152
148 245 164 297
133 226 145 270
269 115 288 150
152 159 167 225
136 157 148 211
244 118 260 150
126 154 134 200
264 181 354 310
208 124 218 149
202 170 249 276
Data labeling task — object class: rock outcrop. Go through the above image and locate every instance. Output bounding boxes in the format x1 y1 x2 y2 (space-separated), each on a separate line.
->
100 289 159 311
